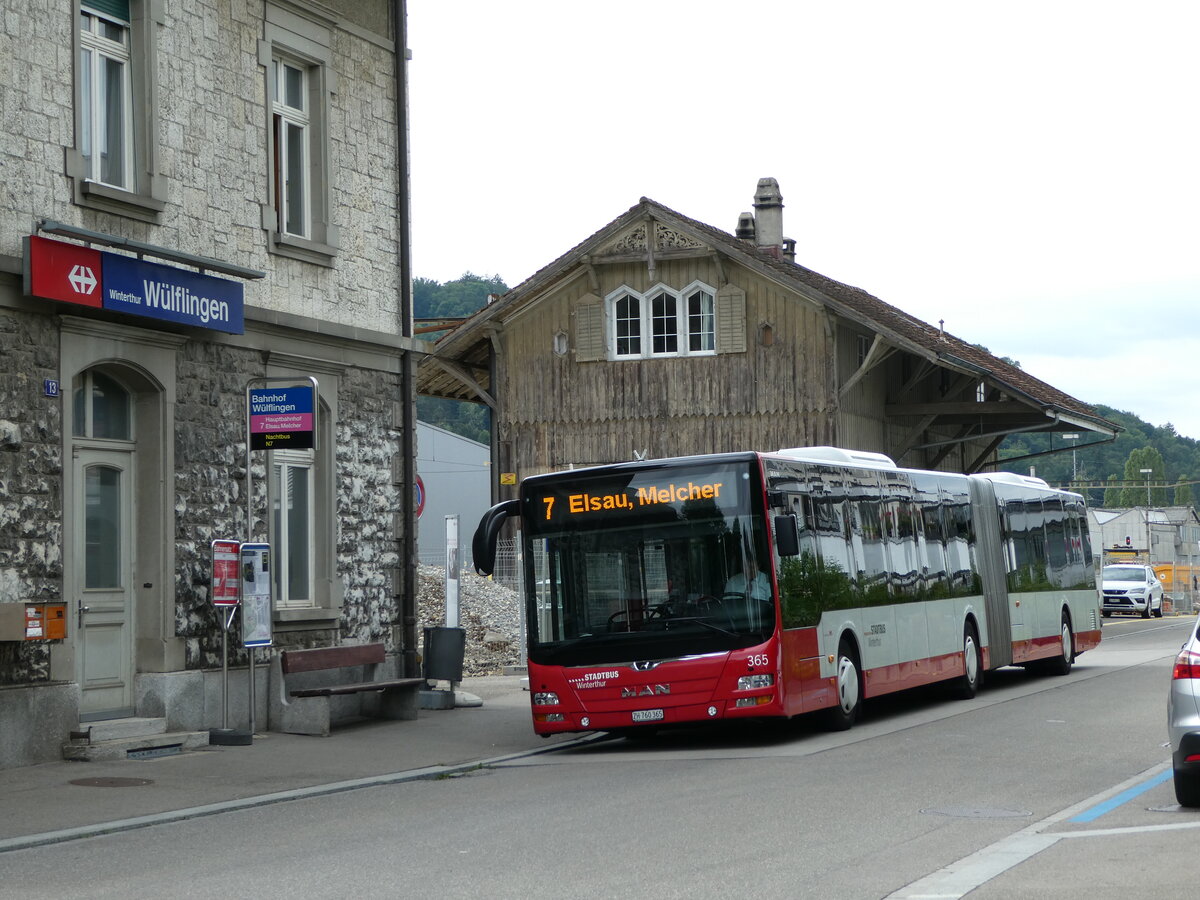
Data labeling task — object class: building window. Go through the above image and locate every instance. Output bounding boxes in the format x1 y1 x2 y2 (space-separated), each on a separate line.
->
272 57 310 239
614 294 641 357
650 291 678 355
272 449 315 608
69 1 167 220
856 334 871 368
79 6 131 189
73 369 133 440
260 4 339 266
687 287 715 352
608 282 717 360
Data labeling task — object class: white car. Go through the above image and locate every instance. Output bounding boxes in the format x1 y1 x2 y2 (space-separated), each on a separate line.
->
1101 564 1164 618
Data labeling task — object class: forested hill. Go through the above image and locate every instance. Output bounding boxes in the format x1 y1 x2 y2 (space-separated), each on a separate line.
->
414 273 506 445
998 405 1199 506
414 273 507 323
414 276 1197 507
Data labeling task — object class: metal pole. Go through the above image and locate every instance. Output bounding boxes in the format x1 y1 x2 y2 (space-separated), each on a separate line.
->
248 646 257 735
221 618 228 729
1140 469 1153 564
246 389 254 734
393 0 419 678
516 528 526 667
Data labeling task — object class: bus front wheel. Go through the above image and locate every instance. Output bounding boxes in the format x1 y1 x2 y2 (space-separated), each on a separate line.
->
824 639 862 731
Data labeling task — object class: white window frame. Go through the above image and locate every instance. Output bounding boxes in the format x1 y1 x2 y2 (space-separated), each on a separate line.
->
683 282 716 354
79 8 133 190
271 56 311 239
69 1 168 221
271 448 316 609
260 4 340 266
606 282 718 360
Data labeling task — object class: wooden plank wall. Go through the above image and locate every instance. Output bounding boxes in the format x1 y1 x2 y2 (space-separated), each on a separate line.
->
495 257 840 476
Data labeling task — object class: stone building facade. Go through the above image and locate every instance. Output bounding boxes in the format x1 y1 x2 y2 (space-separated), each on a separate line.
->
0 0 420 766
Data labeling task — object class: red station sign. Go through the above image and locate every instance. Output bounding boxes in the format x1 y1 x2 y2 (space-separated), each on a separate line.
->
211 539 242 607
24 235 103 308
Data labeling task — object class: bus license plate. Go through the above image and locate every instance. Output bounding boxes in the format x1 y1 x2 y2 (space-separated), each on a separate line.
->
632 709 663 723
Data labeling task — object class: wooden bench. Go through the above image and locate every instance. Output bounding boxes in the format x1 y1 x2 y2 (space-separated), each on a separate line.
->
268 642 424 736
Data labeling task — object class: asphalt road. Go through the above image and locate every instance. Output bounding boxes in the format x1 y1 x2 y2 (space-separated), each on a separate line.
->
0 615 1192 899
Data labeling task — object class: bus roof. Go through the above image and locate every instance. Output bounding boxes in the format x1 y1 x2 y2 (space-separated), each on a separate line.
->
526 448 1077 500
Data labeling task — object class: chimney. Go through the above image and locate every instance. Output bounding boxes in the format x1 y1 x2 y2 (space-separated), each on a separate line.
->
752 177 784 257
735 212 756 242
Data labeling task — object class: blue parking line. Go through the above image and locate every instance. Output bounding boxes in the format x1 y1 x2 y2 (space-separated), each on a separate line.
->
1069 769 1173 822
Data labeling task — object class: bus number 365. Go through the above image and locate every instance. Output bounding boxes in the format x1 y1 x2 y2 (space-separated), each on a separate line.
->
747 654 770 668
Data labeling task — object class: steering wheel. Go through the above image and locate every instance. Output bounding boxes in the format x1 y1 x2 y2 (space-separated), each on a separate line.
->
691 594 742 630
607 605 668 632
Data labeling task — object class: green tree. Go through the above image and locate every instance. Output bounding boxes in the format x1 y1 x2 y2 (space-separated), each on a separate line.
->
415 272 506 321
1121 446 1167 507
414 273 509 443
1176 478 1194 507
1103 474 1122 507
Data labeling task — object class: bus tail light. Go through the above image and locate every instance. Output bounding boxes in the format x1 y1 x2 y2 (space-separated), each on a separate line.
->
1173 650 1200 680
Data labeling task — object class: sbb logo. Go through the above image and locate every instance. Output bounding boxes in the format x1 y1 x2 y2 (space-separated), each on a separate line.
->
68 264 98 295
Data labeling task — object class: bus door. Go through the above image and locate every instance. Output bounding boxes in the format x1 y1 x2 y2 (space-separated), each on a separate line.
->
968 478 1013 668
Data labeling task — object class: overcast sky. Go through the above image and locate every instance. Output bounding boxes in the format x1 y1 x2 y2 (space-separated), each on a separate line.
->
407 2 1200 439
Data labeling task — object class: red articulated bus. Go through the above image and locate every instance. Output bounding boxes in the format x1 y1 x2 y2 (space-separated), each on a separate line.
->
473 447 1101 736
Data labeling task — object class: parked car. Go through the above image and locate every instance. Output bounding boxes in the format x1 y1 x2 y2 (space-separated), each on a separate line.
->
1168 617 1200 805
1101 564 1164 618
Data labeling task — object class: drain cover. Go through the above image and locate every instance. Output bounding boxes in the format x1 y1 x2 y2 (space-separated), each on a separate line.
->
921 806 1032 819
69 777 154 788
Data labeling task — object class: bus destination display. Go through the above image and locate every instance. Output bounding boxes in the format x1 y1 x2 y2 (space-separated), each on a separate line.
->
526 464 749 529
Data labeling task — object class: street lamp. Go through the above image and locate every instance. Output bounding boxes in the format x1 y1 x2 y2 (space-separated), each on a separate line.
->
1063 433 1079 482
1141 467 1153 565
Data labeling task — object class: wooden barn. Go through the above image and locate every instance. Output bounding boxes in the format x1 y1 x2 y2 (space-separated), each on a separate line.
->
417 178 1117 496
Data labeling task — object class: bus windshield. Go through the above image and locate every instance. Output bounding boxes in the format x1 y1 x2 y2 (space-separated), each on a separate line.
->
521 458 775 667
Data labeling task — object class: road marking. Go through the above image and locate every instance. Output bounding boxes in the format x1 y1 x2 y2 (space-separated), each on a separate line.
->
1069 768 1172 822
886 763 1176 899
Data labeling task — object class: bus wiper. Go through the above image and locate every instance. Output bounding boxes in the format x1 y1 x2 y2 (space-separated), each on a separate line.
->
662 616 739 638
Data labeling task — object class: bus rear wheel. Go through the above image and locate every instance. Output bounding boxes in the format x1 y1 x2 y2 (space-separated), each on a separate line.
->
824 639 862 731
951 622 982 699
1043 613 1074 676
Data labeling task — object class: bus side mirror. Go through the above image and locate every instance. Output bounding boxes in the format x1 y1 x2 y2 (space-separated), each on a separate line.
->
774 514 800 557
472 499 520 576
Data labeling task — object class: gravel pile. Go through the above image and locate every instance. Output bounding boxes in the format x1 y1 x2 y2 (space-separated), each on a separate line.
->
416 565 524 675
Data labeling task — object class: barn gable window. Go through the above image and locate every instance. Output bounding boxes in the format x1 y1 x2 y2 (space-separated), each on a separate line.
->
606 282 717 360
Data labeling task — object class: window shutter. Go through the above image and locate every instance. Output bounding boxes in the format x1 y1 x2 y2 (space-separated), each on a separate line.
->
83 0 130 20
574 294 605 362
715 284 747 353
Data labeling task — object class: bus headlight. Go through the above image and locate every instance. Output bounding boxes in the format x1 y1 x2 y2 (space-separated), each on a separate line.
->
533 692 560 706
737 673 774 690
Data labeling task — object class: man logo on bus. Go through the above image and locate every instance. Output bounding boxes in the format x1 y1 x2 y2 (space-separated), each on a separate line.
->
621 684 670 698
